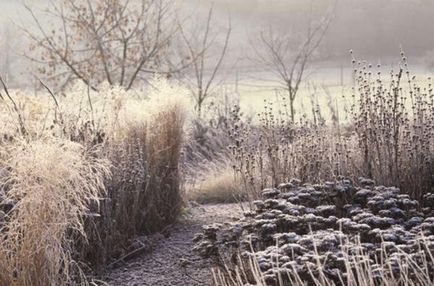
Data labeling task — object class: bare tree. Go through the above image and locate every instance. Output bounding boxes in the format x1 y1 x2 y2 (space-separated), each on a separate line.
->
252 15 332 122
24 0 185 91
180 7 231 117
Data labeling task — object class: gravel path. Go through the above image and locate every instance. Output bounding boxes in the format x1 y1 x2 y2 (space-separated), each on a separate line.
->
101 203 244 286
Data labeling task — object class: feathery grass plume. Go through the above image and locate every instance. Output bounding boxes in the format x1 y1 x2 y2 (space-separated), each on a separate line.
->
0 137 110 286
0 77 189 278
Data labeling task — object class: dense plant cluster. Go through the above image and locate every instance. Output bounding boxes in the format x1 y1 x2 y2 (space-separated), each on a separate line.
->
0 79 187 284
193 178 434 285
349 51 434 198
223 53 434 200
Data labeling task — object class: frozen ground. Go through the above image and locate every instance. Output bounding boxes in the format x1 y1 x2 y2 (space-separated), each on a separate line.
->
101 204 244 286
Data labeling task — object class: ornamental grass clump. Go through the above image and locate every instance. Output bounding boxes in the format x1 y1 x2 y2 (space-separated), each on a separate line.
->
0 137 110 286
0 77 189 284
72 79 189 266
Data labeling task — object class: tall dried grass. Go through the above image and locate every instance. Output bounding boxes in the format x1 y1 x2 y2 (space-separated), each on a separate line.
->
76 79 188 266
0 78 188 283
0 138 110 286
187 165 245 204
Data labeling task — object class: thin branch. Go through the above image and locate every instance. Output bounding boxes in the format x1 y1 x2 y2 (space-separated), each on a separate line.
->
39 79 59 108
0 76 27 135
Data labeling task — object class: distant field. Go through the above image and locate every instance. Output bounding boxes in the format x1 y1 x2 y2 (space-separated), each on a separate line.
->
217 64 434 122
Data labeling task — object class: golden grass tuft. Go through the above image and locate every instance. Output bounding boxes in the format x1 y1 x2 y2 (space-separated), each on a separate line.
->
187 166 245 204
0 137 110 286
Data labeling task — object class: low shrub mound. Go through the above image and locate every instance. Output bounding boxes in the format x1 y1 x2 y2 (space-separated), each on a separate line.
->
193 178 434 285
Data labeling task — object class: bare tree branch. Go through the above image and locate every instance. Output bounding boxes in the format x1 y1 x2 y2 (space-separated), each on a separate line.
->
179 7 232 116
24 0 181 91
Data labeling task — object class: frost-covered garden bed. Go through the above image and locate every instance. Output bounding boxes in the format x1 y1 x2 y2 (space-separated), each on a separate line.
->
193 178 434 285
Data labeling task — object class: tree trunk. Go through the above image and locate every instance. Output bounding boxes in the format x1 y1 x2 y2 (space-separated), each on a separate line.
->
289 97 295 123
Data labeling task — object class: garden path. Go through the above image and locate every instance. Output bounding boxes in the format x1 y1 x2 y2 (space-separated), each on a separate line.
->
102 203 243 286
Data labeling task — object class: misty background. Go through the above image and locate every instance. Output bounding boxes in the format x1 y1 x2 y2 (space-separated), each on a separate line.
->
0 0 433 94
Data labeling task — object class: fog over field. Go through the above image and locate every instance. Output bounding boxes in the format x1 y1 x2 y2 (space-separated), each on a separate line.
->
2 0 434 57
1 1 433 92
1 0 433 112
